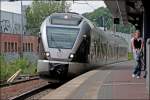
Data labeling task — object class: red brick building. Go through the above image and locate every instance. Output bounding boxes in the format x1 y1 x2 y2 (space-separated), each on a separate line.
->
0 33 38 54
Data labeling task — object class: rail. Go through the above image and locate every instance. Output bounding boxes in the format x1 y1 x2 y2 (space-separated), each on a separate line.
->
9 83 51 100
146 38 150 94
0 75 39 88
9 82 65 100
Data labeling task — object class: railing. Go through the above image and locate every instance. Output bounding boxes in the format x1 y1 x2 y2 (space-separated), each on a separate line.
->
146 38 150 93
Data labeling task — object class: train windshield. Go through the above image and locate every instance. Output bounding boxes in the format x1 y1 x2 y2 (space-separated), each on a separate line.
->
46 27 79 49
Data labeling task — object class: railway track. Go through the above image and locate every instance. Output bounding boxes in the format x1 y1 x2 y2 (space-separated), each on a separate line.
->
0 78 47 100
0 77 69 100
0 75 39 88
9 83 51 100
9 81 66 100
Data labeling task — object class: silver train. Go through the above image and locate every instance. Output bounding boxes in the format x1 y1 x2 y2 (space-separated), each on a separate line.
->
37 12 128 81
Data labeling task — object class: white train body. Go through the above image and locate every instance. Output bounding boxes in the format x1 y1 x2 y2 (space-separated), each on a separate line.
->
37 13 128 81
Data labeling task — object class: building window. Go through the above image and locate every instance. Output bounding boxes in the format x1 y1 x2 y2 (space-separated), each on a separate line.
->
26 43 28 52
4 42 7 52
23 43 25 52
8 42 10 52
11 42 14 52
31 43 33 52
15 42 17 52
28 43 30 52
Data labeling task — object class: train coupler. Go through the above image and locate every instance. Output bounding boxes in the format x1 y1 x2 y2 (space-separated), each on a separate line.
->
49 63 68 80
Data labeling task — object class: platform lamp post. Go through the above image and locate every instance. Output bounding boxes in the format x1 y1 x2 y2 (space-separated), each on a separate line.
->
9 0 23 58
98 16 106 31
113 18 120 33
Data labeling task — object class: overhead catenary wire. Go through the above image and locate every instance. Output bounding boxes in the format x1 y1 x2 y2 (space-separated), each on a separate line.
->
73 1 95 11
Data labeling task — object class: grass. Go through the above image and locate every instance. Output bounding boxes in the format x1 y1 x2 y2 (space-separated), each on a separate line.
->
0 55 37 81
128 52 133 60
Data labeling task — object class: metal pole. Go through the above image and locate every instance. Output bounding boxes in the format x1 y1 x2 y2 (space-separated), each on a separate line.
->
113 24 116 33
61 0 64 12
99 16 102 27
146 38 150 94
102 16 104 27
20 0 23 58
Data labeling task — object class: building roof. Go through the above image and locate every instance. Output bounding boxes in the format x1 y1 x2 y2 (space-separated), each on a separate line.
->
104 0 144 30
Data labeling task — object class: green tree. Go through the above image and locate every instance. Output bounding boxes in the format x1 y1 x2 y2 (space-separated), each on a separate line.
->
25 0 69 35
83 7 112 27
82 7 135 33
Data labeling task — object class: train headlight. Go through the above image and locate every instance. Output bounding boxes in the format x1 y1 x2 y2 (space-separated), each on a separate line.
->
69 54 74 58
64 15 68 19
46 52 50 57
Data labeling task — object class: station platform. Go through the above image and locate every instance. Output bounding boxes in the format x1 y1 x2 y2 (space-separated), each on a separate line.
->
41 61 149 99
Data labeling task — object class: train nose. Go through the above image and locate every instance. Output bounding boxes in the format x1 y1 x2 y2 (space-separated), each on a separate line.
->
49 63 68 80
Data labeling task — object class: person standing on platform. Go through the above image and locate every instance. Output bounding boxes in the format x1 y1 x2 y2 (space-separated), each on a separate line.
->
131 30 144 79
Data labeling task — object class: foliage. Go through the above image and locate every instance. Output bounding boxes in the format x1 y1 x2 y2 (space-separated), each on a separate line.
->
128 52 133 60
0 55 36 80
82 7 135 33
25 0 69 35
83 7 111 26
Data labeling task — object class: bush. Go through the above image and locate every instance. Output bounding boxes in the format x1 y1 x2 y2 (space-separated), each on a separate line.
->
128 52 133 60
0 55 37 80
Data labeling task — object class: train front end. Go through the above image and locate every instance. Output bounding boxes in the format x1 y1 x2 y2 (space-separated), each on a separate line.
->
37 13 89 81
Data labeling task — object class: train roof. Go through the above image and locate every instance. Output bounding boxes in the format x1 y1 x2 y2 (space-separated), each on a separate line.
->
49 13 83 26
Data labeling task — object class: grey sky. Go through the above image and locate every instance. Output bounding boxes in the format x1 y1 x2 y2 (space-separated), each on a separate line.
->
0 1 106 14
68 1 106 14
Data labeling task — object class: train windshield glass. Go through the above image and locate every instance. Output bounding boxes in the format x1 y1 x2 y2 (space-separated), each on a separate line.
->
47 27 79 49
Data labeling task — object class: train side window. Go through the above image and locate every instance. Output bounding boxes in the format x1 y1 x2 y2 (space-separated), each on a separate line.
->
4 42 7 52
